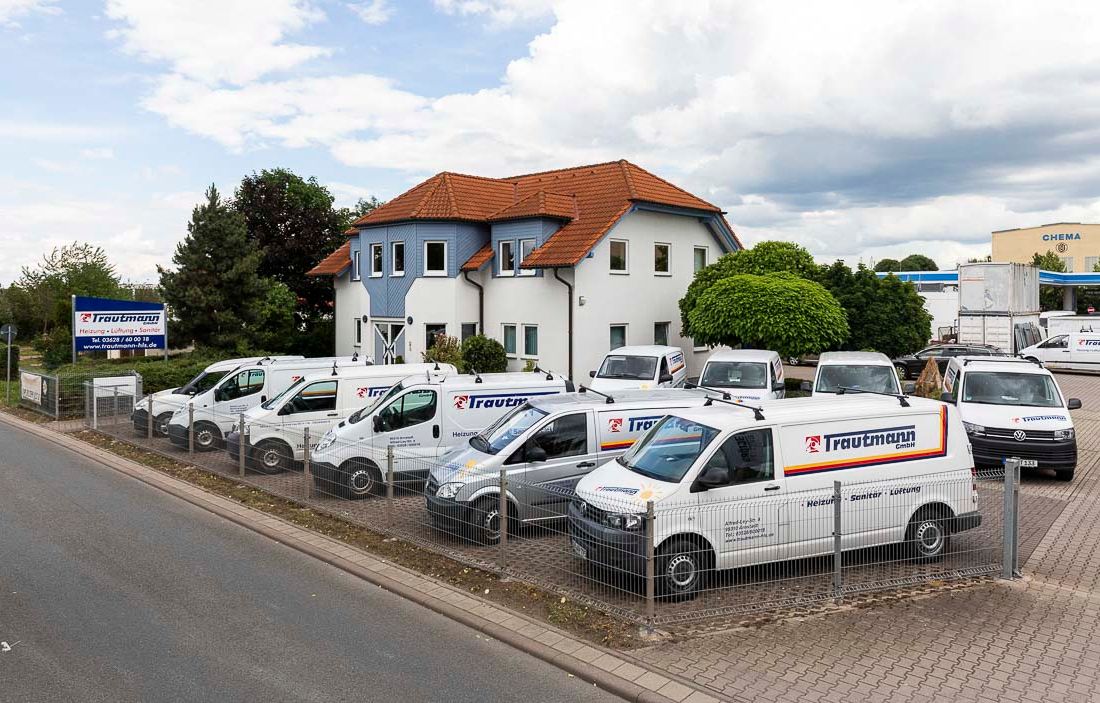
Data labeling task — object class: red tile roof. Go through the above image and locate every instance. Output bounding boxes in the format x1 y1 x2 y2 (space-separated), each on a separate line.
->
334 160 739 271
460 243 494 272
307 241 351 277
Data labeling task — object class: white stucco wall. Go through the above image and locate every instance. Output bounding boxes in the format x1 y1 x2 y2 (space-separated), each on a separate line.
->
402 276 480 362
480 270 571 373
573 210 724 378
333 270 371 357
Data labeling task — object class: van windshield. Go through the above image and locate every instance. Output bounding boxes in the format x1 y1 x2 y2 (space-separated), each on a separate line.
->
700 362 768 389
597 355 658 381
816 365 898 395
349 382 403 424
962 372 1062 407
617 415 720 482
471 404 548 455
178 370 228 396
261 377 305 410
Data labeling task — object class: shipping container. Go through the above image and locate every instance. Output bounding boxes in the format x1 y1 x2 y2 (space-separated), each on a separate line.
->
958 263 1039 314
958 313 1041 353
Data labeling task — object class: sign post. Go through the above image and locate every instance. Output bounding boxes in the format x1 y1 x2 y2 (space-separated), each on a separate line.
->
72 296 167 358
1 323 15 406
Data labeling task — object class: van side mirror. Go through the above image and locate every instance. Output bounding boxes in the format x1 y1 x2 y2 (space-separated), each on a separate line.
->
526 444 548 463
589 370 596 378
372 414 383 433
691 465 729 493
902 381 917 394
1068 398 1082 410
800 380 813 392
260 395 267 403
772 381 784 392
278 404 291 416
940 391 954 404
658 373 674 384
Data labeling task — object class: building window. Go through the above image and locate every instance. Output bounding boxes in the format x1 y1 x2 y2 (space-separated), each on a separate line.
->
694 246 708 272
1060 256 1075 272
499 240 515 276
519 238 536 276
610 324 627 350
425 324 446 349
461 323 477 341
424 241 447 276
654 321 670 347
654 243 670 275
523 325 539 357
352 250 361 281
1086 256 1100 273
503 324 517 356
370 243 383 277
354 318 362 346
610 239 628 273
392 241 405 276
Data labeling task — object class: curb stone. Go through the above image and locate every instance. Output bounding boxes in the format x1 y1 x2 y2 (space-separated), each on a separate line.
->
0 412 730 703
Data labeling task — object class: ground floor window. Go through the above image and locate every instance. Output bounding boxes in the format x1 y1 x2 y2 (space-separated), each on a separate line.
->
523 325 539 357
461 323 477 341
610 324 627 350
503 324 517 356
654 321 669 346
425 323 447 349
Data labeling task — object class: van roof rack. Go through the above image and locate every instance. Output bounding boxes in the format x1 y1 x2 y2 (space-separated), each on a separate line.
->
702 395 765 421
836 386 910 407
962 357 1042 367
468 367 483 383
532 365 555 381
578 385 614 404
683 381 732 400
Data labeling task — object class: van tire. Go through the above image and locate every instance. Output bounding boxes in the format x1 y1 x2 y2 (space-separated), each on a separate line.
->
343 459 382 500
1056 468 1075 481
252 439 292 475
154 412 173 438
470 496 506 546
656 538 713 601
894 364 909 380
193 421 221 452
906 507 952 561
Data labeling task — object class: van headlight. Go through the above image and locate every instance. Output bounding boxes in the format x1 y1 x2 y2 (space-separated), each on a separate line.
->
605 513 645 530
963 421 986 436
436 482 462 499
1054 428 1075 440
315 430 337 452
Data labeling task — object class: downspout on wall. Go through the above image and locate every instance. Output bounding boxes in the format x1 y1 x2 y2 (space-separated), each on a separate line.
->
552 267 574 380
462 270 484 334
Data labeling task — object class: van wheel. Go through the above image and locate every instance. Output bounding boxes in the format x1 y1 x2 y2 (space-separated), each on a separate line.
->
343 459 382 500
252 439 292 475
656 538 712 601
906 507 951 561
1056 468 1075 481
470 496 505 545
894 364 909 380
193 421 221 451
154 412 173 438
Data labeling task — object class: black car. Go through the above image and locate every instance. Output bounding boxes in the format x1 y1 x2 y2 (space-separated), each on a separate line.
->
893 344 1001 379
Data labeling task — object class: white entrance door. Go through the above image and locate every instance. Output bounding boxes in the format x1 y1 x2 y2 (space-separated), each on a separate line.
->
374 322 405 364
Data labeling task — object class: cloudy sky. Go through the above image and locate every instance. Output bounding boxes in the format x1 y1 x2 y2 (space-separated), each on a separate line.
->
4 0 1100 284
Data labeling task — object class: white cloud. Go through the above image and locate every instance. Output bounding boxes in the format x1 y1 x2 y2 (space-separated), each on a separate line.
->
104 0 329 85
80 147 115 160
108 0 1100 263
0 120 115 141
348 0 392 25
326 180 384 209
0 0 59 28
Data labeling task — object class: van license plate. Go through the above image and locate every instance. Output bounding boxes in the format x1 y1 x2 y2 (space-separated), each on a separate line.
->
1019 459 1038 468
571 539 587 560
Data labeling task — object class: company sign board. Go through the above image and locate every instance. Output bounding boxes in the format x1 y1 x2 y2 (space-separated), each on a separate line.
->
73 296 166 351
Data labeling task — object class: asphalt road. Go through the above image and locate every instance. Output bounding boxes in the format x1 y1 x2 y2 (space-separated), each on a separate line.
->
0 422 623 703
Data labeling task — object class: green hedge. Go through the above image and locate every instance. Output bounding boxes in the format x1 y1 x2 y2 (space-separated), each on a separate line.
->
0 345 19 375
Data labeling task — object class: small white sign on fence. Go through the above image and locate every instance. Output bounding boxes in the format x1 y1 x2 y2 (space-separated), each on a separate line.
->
20 372 42 404
92 375 138 399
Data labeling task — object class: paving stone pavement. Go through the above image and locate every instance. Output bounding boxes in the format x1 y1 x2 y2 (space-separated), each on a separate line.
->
633 372 1100 702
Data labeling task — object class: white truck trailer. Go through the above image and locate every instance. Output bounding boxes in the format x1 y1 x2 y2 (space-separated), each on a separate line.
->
957 263 1041 354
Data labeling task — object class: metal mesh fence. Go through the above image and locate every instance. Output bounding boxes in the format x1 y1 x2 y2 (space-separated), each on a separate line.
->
86 387 1018 626
21 369 141 419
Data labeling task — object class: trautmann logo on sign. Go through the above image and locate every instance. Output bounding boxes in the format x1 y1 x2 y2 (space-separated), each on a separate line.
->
73 295 167 352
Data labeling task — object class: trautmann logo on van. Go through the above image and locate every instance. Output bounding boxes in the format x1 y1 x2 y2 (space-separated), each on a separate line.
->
356 386 389 399
607 415 663 433
806 424 918 453
452 391 555 410
1077 339 1100 348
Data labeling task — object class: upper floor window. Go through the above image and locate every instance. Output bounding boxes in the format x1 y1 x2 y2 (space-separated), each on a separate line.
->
654 243 670 275
499 240 515 276
654 321 670 347
370 243 383 278
694 246 708 272
424 241 447 276
519 238 536 276
392 241 405 276
610 239 628 273
352 250 361 281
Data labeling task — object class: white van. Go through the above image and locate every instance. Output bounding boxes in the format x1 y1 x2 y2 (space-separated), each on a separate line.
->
225 363 457 473
589 346 687 392
697 349 785 401
425 389 712 543
803 351 911 396
166 356 369 451
1019 332 1100 373
942 356 1081 480
310 372 574 499
569 396 981 598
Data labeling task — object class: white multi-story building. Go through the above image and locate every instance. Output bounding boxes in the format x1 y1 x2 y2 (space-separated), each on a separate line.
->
309 160 741 379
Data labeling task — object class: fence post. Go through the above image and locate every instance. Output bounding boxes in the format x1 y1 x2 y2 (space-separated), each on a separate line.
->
833 480 843 601
645 500 655 625
187 402 195 455
386 445 395 525
147 394 154 438
112 386 119 429
92 383 98 430
1003 458 1020 579
238 412 246 477
303 427 311 483
498 469 508 572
